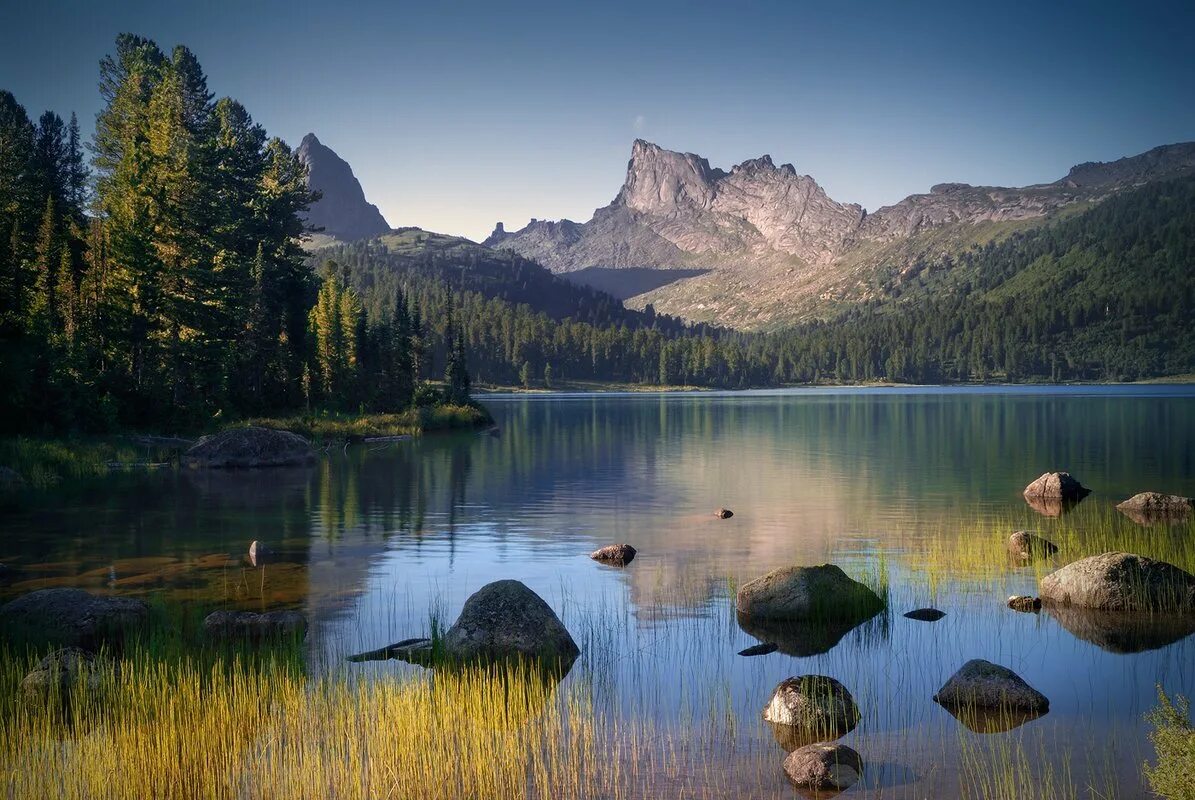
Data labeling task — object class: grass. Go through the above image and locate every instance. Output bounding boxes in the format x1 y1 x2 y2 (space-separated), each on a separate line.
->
0 437 156 490
1145 688 1195 799
244 403 493 443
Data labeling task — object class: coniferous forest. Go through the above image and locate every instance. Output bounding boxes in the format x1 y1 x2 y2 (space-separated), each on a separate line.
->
2 34 1194 437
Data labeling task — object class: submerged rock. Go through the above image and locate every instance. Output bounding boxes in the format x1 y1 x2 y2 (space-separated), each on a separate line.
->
1039 552 1195 613
736 564 884 621
903 608 946 622
715 508 734 519
441 580 579 668
763 675 860 737
1008 531 1058 561
783 742 863 793
1116 492 1194 524
19 647 109 708
184 427 316 469
203 610 307 641
347 637 433 663
1045 604 1195 654
1023 471 1090 501
934 659 1049 713
1007 595 1042 612
737 642 778 657
0 588 148 647
589 543 636 565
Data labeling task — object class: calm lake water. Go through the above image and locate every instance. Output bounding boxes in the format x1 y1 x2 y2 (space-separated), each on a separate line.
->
3 386 1194 798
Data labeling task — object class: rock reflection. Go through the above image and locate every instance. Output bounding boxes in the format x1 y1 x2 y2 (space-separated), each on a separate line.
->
937 702 1048 734
737 609 884 658
768 718 858 753
1044 604 1195 653
1023 494 1084 518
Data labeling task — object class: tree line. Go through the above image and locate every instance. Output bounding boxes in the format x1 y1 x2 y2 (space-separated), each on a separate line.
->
0 35 470 435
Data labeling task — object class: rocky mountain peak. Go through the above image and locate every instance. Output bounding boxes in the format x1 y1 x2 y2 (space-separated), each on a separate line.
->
295 132 390 242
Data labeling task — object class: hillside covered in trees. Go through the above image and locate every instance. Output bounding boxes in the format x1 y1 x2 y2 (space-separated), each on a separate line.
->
0 35 471 435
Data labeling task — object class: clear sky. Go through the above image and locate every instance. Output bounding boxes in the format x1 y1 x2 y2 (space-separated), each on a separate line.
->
3 0 1194 241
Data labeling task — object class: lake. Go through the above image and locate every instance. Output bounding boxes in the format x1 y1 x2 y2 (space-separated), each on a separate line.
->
2 385 1194 798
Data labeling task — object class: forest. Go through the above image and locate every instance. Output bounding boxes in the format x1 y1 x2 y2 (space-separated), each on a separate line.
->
0 35 466 435
1 33 1193 436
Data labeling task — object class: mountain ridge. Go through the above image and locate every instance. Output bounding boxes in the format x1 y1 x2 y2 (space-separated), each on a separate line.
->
296 133 391 243
484 139 1195 329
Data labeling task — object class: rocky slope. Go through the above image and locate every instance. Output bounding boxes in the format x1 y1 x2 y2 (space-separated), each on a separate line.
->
296 133 391 243
485 140 1195 329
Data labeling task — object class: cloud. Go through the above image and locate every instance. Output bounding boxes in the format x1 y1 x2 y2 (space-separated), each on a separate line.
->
632 114 646 133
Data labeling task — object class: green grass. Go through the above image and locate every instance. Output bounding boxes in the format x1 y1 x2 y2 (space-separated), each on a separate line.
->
0 437 157 490
245 403 493 442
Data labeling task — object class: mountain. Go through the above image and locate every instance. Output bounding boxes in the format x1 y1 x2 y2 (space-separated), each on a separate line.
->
296 133 391 243
485 139 1195 330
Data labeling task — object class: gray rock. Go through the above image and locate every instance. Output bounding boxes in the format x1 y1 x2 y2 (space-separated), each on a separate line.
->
203 610 307 641
589 543 636 565
934 659 1049 712
1023 471 1089 500
1039 552 1195 613
783 742 864 793
295 133 390 243
1007 595 1042 612
1116 492 1194 524
736 564 884 620
441 580 579 667
184 427 315 469
904 607 946 622
0 588 148 647
714 507 734 519
1008 531 1058 561
762 675 860 738
19 647 109 708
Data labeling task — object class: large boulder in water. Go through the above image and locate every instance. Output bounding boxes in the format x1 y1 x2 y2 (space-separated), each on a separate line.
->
763 675 860 738
934 659 1049 713
0 588 148 647
1039 552 1195 613
1023 471 1089 501
184 427 315 469
1116 492 1194 524
441 580 579 668
783 742 864 794
736 564 884 621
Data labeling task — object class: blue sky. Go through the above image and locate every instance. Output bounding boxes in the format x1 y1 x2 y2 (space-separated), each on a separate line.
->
2 0 1194 240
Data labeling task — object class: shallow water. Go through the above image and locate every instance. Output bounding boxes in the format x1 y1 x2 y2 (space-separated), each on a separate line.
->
3 386 1194 798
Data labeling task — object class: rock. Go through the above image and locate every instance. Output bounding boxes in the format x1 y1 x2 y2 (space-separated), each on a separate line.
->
783 743 864 793
1039 552 1195 613
295 133 390 242
1116 492 1194 524
736 564 884 621
1008 531 1058 561
737 642 778 657
248 540 270 567
1007 595 1042 612
441 580 579 668
904 608 946 622
347 637 433 663
19 647 109 708
1045 604 1195 654
1022 472 1089 501
0 588 149 647
184 427 315 469
203 610 307 641
715 508 734 519
933 659 1049 713
589 543 636 565
0 466 25 490
763 675 860 740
